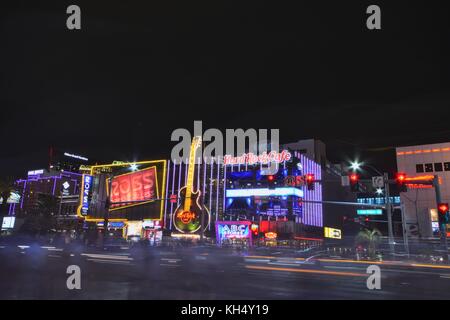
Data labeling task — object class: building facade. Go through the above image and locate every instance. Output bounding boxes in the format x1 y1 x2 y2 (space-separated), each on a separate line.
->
396 142 450 238
15 169 82 217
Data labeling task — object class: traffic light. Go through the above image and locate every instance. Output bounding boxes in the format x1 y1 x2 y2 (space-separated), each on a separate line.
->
251 224 259 237
438 203 449 224
395 172 408 192
349 173 360 192
267 175 276 189
305 174 315 191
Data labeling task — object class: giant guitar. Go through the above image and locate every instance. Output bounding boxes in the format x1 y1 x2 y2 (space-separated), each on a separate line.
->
173 136 210 233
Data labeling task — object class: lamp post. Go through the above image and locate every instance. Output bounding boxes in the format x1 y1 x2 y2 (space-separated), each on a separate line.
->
349 161 395 254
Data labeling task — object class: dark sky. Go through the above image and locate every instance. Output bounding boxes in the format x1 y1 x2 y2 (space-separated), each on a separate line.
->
1 0 450 178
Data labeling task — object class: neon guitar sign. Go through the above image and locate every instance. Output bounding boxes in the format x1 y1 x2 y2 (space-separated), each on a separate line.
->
173 136 211 233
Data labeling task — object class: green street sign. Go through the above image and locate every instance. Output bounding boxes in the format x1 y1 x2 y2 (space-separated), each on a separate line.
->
357 209 383 215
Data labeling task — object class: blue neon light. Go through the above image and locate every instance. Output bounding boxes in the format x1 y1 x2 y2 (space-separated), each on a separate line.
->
226 187 303 198
81 175 93 215
230 171 254 180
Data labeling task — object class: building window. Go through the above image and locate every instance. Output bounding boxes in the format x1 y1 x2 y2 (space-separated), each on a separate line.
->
434 163 443 172
425 163 434 172
416 164 424 173
445 162 450 171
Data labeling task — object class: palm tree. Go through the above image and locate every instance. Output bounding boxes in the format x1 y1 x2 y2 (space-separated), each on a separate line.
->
355 228 382 259
0 177 16 217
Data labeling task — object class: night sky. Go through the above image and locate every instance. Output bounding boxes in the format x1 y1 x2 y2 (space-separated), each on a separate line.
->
1 0 450 178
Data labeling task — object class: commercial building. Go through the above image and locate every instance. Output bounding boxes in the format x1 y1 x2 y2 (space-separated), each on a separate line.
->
77 160 167 241
161 139 355 242
15 169 83 217
396 142 450 238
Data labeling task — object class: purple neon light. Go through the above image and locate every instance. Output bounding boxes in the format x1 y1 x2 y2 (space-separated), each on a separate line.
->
216 159 220 221
169 160 176 229
209 158 213 216
223 161 227 217
164 160 171 228
300 154 323 227
197 157 201 192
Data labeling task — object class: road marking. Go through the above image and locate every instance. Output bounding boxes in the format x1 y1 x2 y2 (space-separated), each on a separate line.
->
324 266 363 271
245 265 366 277
82 253 133 261
268 262 299 267
87 258 133 265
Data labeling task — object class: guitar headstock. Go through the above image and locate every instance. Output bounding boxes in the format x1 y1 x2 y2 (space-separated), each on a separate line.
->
192 136 202 149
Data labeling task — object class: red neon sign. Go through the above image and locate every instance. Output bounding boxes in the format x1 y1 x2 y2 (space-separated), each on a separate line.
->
110 167 157 209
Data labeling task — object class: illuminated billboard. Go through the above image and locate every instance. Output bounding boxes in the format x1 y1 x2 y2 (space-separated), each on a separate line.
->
109 166 158 211
77 160 167 222
215 221 252 245
324 227 342 239
81 175 93 215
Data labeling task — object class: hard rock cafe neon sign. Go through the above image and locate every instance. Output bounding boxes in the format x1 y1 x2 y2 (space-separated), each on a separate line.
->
177 211 196 224
223 150 291 165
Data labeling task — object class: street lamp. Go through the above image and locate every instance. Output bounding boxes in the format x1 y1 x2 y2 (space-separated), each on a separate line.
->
349 159 394 254
349 160 383 176
376 188 384 195
350 161 361 172
130 163 138 171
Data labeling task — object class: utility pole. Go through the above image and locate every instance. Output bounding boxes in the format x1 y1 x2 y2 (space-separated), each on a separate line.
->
434 175 448 261
400 203 410 258
103 177 112 246
384 172 395 254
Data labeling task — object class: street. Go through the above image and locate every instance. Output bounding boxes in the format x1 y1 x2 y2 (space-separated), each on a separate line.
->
1 240 450 300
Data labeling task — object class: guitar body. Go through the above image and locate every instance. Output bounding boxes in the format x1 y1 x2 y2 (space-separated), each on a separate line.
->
173 186 210 233
172 136 210 234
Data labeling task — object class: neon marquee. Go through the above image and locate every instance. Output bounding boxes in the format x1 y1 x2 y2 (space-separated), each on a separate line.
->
81 175 93 215
223 150 291 165
215 221 252 246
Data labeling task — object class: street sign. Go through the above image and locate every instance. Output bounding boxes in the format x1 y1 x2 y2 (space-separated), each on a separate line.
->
324 227 342 239
357 209 383 215
372 176 385 189
341 175 350 187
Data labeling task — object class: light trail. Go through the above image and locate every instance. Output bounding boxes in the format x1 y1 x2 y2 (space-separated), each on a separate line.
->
245 265 366 277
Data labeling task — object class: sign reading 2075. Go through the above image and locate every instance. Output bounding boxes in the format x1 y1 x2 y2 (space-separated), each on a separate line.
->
81 175 93 215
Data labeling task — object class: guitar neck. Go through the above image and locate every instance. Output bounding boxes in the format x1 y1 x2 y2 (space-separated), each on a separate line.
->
183 138 200 211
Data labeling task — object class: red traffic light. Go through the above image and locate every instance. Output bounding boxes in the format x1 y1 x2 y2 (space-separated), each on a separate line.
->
438 203 449 214
396 172 407 182
305 174 315 190
395 172 408 192
348 173 360 192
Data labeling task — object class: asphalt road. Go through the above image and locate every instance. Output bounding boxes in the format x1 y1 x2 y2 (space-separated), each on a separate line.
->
1 241 450 299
